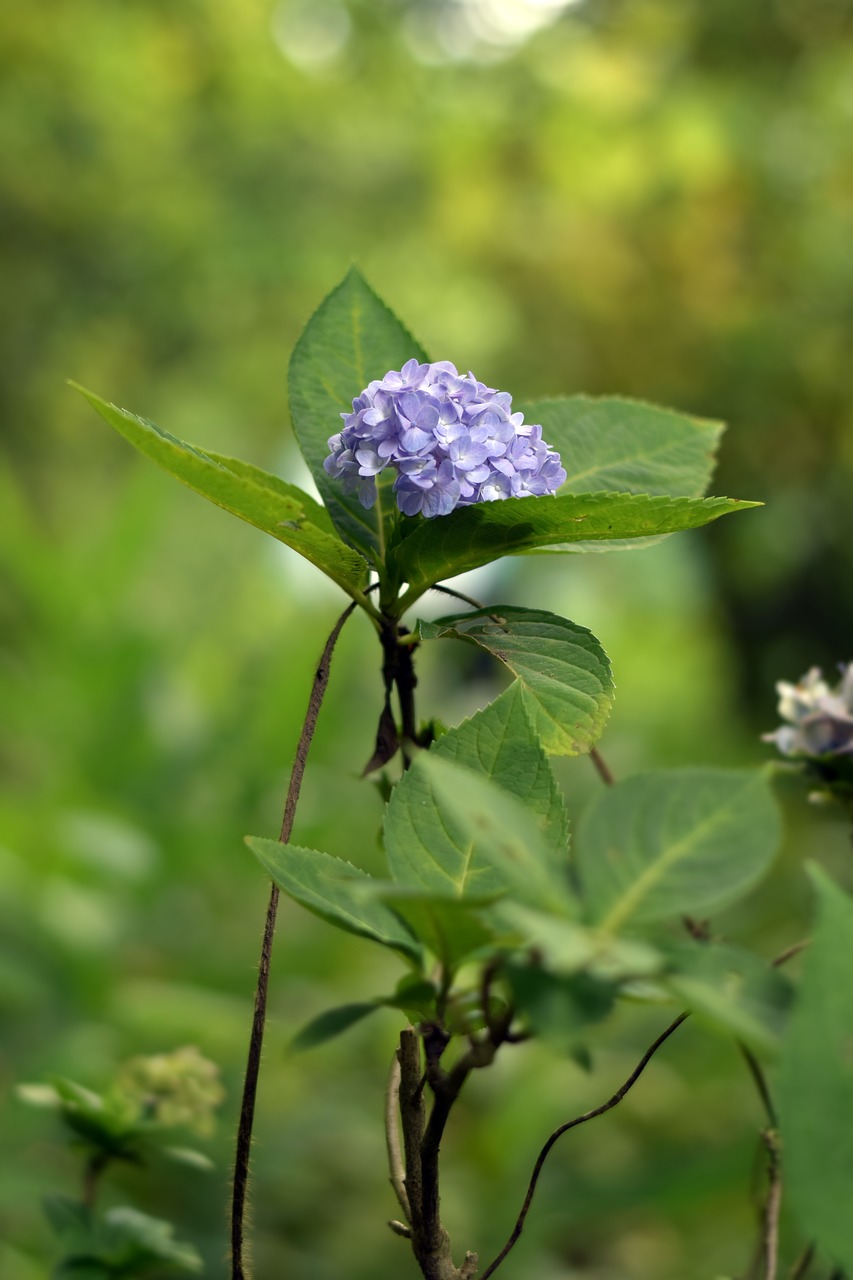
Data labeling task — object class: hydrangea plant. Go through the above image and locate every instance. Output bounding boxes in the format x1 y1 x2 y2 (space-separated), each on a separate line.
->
73 270 853 1280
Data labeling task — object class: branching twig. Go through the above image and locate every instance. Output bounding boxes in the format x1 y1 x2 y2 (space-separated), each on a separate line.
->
386 1052 411 1223
589 745 615 787
788 1244 815 1280
429 583 487 612
479 1011 690 1280
739 1043 778 1128
761 1129 782 1280
772 938 811 968
230 601 357 1280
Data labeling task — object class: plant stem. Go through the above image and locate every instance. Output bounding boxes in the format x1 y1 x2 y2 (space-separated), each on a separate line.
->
82 1153 107 1213
230 601 356 1280
385 1052 411 1224
479 1011 690 1280
397 1027 482 1280
590 746 615 786
739 1043 778 1128
772 938 811 968
760 1129 782 1280
788 1244 815 1280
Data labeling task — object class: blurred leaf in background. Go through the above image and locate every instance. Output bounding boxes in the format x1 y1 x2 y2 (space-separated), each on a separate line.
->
2 0 852 1276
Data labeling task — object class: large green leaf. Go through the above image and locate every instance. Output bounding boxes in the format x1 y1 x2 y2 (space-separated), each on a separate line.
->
523 396 723 498
505 964 616 1053
75 386 369 599
288 267 429 563
518 396 725 553
386 754 576 913
247 837 422 962
664 941 793 1052
577 769 780 932
48 1199 202 1276
392 491 759 604
385 686 570 892
381 890 498 972
433 681 569 849
777 868 853 1271
495 903 664 979
419 607 613 755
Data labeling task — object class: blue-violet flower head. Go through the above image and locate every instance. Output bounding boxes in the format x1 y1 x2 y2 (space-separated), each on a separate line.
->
323 359 566 517
762 663 853 758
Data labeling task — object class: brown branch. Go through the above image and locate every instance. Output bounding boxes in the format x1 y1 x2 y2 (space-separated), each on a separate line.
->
589 745 615 786
771 938 811 968
386 1052 411 1223
761 1129 782 1280
479 1011 690 1280
230 601 357 1280
428 583 487 612
739 1043 778 1128
788 1244 815 1280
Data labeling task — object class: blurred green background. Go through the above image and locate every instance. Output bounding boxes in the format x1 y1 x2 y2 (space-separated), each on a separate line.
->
2 0 852 1276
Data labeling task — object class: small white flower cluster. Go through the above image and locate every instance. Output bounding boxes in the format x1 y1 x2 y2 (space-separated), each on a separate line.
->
763 663 853 757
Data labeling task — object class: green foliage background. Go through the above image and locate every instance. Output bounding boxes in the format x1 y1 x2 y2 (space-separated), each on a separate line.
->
2 1 852 1276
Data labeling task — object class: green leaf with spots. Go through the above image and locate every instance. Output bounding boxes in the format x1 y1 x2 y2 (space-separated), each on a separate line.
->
288 267 429 563
777 868 853 1272
75 386 368 600
392 491 759 602
247 837 422 963
577 769 780 932
419 607 613 755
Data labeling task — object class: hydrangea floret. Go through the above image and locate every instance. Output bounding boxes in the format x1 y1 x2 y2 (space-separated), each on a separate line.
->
763 663 853 758
323 359 567 518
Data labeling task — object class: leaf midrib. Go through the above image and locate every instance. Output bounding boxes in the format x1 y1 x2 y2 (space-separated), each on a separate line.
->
598 787 745 933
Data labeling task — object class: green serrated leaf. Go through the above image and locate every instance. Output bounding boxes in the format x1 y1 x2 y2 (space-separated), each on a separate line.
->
494 902 664 979
291 1002 381 1052
384 686 570 910
664 941 793 1051
99 1206 202 1273
430 681 569 847
74 385 369 600
519 396 725 553
419 607 613 755
288 267 429 563
379 886 499 972
48 1203 201 1276
578 769 781 932
393 491 760 604
161 1146 215 1172
49 1079 142 1156
506 964 616 1052
54 1266 112 1280
44 1194 92 1241
526 395 723 498
776 868 853 1271
386 755 576 916
291 977 439 1052
247 836 422 962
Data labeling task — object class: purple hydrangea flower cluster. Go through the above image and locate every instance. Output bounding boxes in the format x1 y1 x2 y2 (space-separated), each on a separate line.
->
323 359 566 518
762 663 853 757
